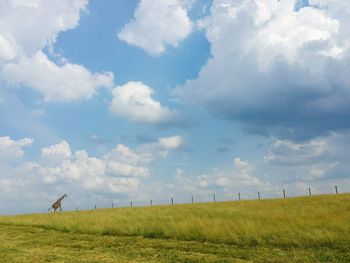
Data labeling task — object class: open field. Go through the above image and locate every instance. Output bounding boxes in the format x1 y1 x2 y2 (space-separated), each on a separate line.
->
0 194 349 262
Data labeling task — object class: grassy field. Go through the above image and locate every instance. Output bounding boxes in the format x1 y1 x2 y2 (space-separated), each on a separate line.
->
0 194 349 262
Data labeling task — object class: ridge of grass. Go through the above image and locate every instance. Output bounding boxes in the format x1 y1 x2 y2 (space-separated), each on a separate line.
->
1 194 349 262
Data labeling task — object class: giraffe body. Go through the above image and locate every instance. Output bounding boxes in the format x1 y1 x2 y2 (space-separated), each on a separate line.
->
48 194 67 212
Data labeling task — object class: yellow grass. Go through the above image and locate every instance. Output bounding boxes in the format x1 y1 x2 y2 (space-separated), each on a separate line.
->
0 194 349 262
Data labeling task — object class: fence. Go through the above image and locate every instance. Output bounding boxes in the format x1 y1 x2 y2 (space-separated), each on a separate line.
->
71 184 347 212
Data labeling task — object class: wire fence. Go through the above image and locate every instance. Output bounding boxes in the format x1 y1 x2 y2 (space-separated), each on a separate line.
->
68 184 348 212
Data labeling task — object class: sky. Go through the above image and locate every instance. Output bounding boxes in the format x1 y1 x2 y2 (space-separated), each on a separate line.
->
1 0 350 214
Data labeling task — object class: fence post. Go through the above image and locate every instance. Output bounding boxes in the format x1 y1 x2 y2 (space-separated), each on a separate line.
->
335 185 338 194
76 207 78 212
283 189 286 199
171 197 174 205
95 205 96 210
112 202 114 208
191 196 194 204
151 200 153 206
131 201 133 207
258 191 260 200
308 187 312 196
213 194 216 203
238 192 241 201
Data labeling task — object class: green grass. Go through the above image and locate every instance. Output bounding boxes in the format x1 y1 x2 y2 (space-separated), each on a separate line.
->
0 194 349 262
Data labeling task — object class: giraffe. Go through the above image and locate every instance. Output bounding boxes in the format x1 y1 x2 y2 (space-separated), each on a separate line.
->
48 194 67 212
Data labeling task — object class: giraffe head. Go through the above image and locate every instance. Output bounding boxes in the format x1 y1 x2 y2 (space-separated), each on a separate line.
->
64 193 68 198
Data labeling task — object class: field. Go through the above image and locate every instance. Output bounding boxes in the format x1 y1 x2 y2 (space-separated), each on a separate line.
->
0 194 349 262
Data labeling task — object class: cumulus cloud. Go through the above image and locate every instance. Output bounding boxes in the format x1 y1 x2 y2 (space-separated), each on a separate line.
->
264 137 332 166
0 0 88 58
105 144 151 178
0 136 35 200
36 136 184 190
175 0 350 139
139 135 184 158
109 81 182 125
0 136 33 162
0 179 13 193
0 0 114 102
264 132 350 165
37 141 152 191
175 157 265 195
118 0 193 55
159 136 184 150
264 132 350 181
108 144 149 165
41 140 72 166
0 135 183 204
0 34 18 61
3 51 113 102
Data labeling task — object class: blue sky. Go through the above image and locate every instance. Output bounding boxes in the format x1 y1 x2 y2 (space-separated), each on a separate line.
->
1 0 350 214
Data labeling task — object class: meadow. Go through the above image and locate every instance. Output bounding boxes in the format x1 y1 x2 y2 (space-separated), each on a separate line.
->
0 194 349 262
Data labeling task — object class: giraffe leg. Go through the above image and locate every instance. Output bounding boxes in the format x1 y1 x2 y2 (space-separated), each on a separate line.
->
59 204 62 212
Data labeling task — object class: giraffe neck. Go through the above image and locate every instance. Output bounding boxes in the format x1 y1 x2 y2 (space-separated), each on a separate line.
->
56 195 66 204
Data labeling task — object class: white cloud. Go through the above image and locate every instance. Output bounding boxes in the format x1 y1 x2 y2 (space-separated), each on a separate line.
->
3 51 113 102
109 144 150 165
41 140 72 166
0 0 88 58
110 81 180 125
39 149 107 187
118 0 193 55
307 166 327 180
263 132 350 181
253 3 341 65
175 0 350 139
216 158 261 187
0 179 13 192
140 135 184 158
264 137 332 166
106 161 148 178
0 135 182 202
105 144 150 178
37 142 150 190
0 34 19 61
159 136 184 150
0 133 183 206
0 0 114 102
175 157 264 194
0 136 33 161
107 177 139 194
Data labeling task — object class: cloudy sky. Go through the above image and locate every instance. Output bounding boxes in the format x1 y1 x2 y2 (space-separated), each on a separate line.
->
1 0 350 214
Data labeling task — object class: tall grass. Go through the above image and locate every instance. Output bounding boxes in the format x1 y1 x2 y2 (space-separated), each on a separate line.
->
0 194 349 249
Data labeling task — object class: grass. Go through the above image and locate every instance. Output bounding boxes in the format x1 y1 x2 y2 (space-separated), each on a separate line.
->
0 194 349 262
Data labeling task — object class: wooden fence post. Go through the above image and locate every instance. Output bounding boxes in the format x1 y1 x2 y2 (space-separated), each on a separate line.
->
258 191 260 200
308 187 312 196
335 185 338 194
95 205 96 210
213 194 216 203
171 197 174 205
131 201 133 207
283 189 286 199
151 200 153 206
238 192 241 201
191 196 194 204
112 202 114 208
